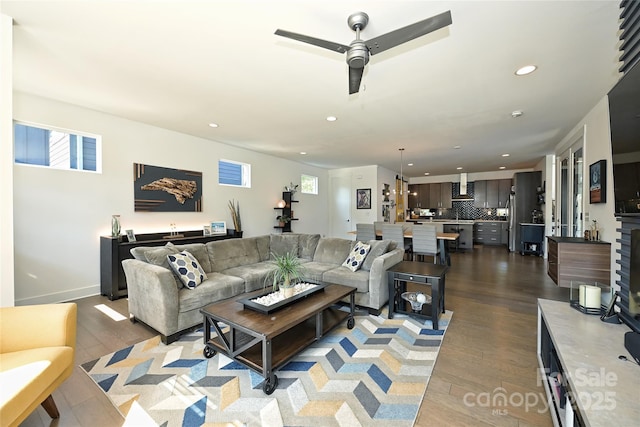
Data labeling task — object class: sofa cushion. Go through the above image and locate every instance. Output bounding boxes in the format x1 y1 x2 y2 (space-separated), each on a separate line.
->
130 242 177 263
254 235 272 262
167 252 208 289
313 237 354 264
298 262 338 283
323 267 370 293
361 239 391 271
178 273 245 312
298 234 321 260
141 244 179 269
269 234 300 258
342 241 371 272
206 238 261 271
173 243 211 273
221 261 276 292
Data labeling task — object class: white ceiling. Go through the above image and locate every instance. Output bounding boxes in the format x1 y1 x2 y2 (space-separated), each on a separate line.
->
2 0 623 177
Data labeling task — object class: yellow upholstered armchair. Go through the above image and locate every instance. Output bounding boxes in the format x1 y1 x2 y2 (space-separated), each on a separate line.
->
0 303 77 427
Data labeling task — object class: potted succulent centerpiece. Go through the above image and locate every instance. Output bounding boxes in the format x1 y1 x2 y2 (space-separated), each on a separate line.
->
266 251 305 298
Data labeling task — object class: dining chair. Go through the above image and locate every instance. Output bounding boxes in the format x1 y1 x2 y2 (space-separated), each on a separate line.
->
411 224 441 264
355 223 376 242
382 224 411 258
373 221 386 237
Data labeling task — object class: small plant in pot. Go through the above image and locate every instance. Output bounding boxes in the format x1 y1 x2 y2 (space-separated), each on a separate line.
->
265 251 305 298
276 214 291 227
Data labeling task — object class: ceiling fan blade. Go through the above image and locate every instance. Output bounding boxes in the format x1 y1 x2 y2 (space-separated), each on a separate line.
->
349 66 365 94
274 29 350 54
365 10 452 55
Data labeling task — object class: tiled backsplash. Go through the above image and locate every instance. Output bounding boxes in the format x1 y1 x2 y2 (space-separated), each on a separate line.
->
435 182 507 221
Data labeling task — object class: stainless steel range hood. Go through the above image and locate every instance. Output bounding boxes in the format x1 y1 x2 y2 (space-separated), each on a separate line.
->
452 173 475 201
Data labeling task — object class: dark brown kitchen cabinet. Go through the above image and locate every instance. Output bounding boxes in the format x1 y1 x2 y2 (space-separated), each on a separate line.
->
498 179 512 207
475 179 511 208
430 182 452 209
474 180 488 208
409 182 451 209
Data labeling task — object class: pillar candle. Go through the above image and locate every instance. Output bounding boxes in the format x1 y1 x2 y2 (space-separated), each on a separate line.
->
583 285 602 309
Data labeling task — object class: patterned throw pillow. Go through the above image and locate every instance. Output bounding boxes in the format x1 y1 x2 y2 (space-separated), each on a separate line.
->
167 251 208 289
342 241 371 272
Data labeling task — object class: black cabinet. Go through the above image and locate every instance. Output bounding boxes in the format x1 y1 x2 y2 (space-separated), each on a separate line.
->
274 191 298 232
100 231 237 300
520 224 544 256
475 179 511 208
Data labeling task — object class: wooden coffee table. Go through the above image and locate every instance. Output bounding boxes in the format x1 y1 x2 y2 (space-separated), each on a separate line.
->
200 283 356 394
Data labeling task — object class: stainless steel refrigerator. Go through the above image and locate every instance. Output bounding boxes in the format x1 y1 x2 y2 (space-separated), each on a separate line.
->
508 171 541 252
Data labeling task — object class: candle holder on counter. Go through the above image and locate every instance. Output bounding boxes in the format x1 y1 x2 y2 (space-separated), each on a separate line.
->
569 281 611 315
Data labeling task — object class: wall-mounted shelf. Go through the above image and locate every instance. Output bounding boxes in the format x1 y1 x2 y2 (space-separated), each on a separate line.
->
273 191 298 232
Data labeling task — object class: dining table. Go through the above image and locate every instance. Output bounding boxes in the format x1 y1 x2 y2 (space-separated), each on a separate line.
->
348 229 459 266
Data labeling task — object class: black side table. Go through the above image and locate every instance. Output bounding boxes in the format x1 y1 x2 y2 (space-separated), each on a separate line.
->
387 261 448 329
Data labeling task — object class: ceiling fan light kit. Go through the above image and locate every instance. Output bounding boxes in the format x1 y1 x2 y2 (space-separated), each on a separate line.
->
275 10 452 95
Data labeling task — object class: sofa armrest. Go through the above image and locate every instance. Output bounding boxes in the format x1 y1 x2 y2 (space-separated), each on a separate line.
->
0 303 77 353
366 248 405 308
122 259 180 334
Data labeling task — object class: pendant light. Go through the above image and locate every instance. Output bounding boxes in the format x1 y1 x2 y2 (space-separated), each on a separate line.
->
399 148 405 195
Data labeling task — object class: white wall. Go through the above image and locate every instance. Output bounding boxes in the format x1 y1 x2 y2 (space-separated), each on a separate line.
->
554 96 619 288
0 14 14 307
12 93 329 305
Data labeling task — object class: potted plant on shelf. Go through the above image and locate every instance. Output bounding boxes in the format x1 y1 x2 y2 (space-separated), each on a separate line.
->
265 251 305 298
276 214 291 227
228 199 242 237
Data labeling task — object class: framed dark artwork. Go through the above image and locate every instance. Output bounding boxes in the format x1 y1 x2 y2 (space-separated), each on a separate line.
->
134 163 202 212
356 188 371 209
589 160 606 204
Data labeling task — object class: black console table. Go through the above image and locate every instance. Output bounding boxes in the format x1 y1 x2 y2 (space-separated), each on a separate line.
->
100 230 238 300
387 261 448 329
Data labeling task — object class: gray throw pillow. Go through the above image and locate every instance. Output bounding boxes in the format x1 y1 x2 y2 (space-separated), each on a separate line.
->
361 239 391 271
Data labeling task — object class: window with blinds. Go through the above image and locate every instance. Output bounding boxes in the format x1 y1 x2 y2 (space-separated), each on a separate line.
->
14 122 101 172
218 159 251 188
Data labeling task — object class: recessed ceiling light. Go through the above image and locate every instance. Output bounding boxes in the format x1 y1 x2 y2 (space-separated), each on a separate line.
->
424 172 430 176
515 65 537 76
326 116 337 122
511 110 523 118
300 152 307 155
502 153 510 157
499 166 506 170
408 163 413 166
208 123 219 128
453 145 461 149
456 167 463 170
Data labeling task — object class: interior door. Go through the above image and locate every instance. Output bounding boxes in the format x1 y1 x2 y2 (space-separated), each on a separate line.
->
330 175 352 238
556 136 584 238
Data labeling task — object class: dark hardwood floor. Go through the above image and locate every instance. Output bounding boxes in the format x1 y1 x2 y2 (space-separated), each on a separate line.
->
20 244 569 427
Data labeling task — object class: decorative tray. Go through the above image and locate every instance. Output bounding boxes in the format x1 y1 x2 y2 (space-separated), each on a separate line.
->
239 282 327 314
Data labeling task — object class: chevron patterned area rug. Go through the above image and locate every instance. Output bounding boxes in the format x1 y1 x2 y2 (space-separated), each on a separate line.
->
81 308 452 427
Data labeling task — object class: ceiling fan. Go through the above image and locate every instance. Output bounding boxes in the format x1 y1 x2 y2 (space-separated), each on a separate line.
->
274 10 452 94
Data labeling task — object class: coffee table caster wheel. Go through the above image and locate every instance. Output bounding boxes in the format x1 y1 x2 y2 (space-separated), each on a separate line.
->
263 375 278 395
203 345 217 358
347 316 355 329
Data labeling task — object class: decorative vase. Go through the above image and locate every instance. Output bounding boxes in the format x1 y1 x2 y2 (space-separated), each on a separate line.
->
111 215 121 238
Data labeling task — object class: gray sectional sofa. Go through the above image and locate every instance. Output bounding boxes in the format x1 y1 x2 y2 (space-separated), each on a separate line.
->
122 233 404 343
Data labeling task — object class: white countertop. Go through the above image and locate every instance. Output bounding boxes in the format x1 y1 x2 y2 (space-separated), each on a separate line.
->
520 222 545 226
538 299 640 426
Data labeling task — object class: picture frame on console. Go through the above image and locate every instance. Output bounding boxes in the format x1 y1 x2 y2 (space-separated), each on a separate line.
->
210 221 226 235
589 160 606 204
125 229 136 242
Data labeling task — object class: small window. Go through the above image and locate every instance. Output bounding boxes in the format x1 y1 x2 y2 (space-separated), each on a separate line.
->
301 174 318 194
219 159 251 188
14 122 101 172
